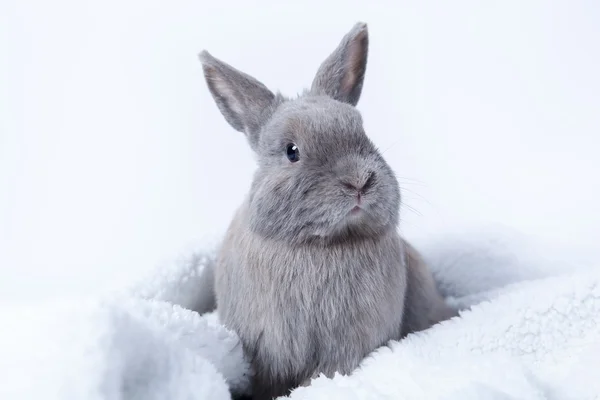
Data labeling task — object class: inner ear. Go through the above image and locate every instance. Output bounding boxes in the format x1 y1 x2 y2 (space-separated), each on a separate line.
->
311 22 369 106
340 29 368 100
199 50 278 149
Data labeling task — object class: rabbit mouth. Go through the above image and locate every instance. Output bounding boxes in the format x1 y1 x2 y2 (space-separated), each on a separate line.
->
345 204 370 222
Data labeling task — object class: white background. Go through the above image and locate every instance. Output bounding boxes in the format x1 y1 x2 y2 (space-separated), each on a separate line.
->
1 0 599 304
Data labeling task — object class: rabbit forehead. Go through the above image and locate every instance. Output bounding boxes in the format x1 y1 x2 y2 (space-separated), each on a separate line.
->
261 95 369 151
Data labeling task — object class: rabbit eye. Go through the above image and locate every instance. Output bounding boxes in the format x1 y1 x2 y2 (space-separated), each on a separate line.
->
286 143 300 163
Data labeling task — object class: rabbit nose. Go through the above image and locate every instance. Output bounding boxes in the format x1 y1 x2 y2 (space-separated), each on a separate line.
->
341 171 375 193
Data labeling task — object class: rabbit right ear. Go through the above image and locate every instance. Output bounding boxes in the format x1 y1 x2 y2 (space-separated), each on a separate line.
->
311 22 369 106
199 51 278 147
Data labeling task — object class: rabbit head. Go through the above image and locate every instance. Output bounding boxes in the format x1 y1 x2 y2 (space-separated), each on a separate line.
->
199 22 401 245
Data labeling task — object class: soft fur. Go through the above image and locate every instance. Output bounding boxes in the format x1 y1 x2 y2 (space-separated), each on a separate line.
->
198 22 457 400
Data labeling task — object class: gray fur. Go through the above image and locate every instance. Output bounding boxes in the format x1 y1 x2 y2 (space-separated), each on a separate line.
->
199 22 457 399
400 240 459 336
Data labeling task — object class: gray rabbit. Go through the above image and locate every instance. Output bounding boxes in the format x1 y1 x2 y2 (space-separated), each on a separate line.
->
198 22 457 400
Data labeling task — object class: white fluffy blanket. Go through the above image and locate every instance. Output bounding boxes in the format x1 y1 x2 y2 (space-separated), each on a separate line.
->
2 227 599 400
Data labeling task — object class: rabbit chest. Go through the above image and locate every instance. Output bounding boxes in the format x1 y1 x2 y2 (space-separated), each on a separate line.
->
215 213 408 393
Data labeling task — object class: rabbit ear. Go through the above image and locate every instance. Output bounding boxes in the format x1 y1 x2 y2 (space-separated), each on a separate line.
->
310 22 369 106
199 51 277 144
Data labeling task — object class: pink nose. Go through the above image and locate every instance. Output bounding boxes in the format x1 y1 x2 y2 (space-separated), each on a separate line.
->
341 171 375 194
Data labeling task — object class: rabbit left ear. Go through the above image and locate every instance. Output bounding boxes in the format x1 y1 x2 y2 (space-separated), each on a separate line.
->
199 51 278 147
310 22 369 107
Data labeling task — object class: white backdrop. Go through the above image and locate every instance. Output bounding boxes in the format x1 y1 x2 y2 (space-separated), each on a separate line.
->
1 0 599 304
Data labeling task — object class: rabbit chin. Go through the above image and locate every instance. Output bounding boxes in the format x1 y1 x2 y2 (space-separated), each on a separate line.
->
325 206 387 242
